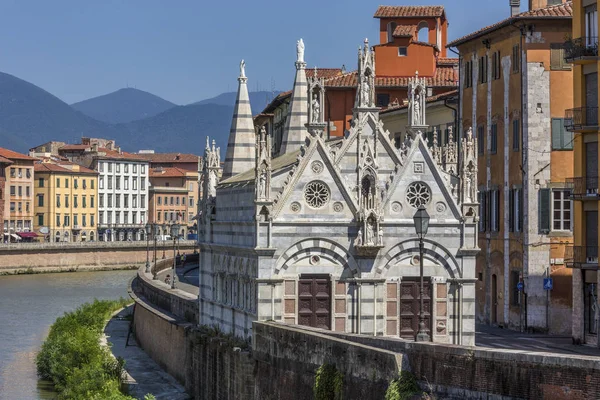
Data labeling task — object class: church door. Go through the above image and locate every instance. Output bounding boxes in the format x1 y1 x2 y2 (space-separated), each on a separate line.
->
298 275 331 330
399 278 431 340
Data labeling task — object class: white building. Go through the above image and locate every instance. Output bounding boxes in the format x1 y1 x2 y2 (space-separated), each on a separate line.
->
198 40 479 345
59 138 150 241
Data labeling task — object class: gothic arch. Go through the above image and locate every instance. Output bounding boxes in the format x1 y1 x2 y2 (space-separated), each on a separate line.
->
274 237 359 275
376 238 460 279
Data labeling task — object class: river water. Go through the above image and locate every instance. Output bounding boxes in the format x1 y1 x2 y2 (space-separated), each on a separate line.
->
0 270 136 400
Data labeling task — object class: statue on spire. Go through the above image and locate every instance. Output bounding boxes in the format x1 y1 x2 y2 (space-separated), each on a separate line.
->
240 59 246 78
296 39 305 63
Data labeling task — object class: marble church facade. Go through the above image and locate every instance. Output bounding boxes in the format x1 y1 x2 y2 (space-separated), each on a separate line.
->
198 39 479 345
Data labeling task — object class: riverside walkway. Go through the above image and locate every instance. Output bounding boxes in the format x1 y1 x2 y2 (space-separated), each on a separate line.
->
104 306 190 400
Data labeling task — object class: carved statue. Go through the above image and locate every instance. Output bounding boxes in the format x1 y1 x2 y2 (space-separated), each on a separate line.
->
208 170 217 197
240 59 246 78
355 228 363 246
378 227 384 246
413 92 421 125
259 171 267 198
361 77 370 106
465 174 472 203
297 39 305 63
311 93 320 123
366 220 375 245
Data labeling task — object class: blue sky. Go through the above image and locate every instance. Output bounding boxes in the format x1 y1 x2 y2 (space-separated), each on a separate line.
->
0 0 528 105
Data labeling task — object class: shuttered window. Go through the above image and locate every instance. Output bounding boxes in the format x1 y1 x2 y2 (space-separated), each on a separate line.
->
550 43 571 70
479 191 486 232
492 51 501 80
512 45 520 73
551 118 573 150
478 125 485 154
512 119 520 151
465 60 473 88
479 55 488 84
491 123 498 154
509 189 515 232
539 188 551 233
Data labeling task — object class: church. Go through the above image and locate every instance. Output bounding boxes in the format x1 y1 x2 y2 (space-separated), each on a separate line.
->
197 38 479 345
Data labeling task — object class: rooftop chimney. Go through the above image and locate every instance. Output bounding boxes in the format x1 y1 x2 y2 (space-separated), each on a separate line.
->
510 0 520 16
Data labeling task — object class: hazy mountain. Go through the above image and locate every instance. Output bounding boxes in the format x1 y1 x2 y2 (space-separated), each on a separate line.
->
0 72 119 151
71 87 176 124
195 90 280 115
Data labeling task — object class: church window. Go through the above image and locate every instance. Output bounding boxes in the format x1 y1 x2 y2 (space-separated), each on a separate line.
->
397 47 407 57
304 181 330 209
406 182 431 208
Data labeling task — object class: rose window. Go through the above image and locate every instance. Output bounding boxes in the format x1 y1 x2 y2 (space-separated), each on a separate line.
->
406 182 431 208
304 181 330 208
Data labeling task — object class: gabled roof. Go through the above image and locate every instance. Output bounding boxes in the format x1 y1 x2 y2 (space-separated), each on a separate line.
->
306 68 344 79
0 155 13 164
447 1 572 47
149 166 196 178
220 150 300 185
393 25 416 38
380 89 458 114
325 64 457 88
34 160 97 175
142 153 200 164
374 5 445 19
0 147 37 161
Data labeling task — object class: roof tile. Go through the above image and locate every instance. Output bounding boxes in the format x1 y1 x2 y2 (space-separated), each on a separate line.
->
0 147 37 161
374 5 445 18
393 25 416 38
324 65 458 88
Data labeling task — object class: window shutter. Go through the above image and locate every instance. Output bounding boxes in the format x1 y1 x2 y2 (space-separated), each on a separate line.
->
539 188 551 233
562 120 573 150
509 189 515 232
551 118 562 149
495 190 501 231
550 45 561 69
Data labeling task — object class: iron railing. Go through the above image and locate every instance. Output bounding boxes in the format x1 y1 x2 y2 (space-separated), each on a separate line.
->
564 107 599 131
565 176 599 199
564 36 599 61
565 245 599 268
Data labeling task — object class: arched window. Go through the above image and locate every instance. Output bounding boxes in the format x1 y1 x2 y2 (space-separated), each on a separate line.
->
387 22 397 43
417 21 429 43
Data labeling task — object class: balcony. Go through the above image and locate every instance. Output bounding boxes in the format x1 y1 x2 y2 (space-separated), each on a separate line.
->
564 37 599 64
565 245 599 269
565 176 599 200
564 107 598 132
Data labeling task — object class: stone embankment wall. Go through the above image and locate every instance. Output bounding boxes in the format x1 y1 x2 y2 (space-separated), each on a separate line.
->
131 264 600 400
0 240 197 273
130 267 254 400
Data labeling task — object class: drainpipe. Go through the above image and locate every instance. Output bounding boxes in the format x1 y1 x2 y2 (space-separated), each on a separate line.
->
357 282 362 334
447 46 462 149
373 283 378 336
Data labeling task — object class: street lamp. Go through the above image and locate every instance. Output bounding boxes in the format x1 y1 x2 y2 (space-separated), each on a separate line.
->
152 223 159 279
162 224 166 259
170 222 180 289
413 205 430 342
144 223 152 273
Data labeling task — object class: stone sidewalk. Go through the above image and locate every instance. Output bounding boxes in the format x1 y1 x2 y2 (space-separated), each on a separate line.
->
103 306 190 400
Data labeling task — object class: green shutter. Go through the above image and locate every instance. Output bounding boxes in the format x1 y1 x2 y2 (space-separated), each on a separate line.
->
563 120 573 149
551 118 562 150
539 188 551 233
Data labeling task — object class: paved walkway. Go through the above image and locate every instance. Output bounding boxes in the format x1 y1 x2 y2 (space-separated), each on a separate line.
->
155 265 199 296
476 323 600 357
103 306 190 400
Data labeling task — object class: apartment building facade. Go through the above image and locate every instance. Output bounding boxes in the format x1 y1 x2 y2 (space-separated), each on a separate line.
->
449 0 574 334
33 158 98 242
0 147 36 242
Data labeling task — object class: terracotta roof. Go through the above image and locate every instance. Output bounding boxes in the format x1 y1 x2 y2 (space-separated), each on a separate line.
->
0 155 13 164
34 161 97 175
59 144 149 161
437 57 459 65
0 147 37 161
393 25 416 38
325 65 457 88
447 1 572 47
149 166 194 178
374 5 444 18
142 153 200 164
306 68 344 79
380 89 458 114
59 144 90 151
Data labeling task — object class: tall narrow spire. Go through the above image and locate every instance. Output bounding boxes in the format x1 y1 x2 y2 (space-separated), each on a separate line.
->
223 59 255 179
280 39 308 155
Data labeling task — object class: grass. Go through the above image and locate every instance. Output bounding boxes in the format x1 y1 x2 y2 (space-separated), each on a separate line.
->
36 299 147 400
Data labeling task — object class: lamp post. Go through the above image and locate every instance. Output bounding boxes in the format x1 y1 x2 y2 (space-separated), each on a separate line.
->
144 223 151 273
170 222 180 289
152 223 159 279
162 224 166 259
413 205 431 342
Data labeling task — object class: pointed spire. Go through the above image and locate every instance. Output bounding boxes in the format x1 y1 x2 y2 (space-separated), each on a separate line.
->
280 39 308 155
223 59 256 179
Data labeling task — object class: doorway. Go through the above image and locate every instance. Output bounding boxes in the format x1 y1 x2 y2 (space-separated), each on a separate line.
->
298 275 331 330
399 278 431 340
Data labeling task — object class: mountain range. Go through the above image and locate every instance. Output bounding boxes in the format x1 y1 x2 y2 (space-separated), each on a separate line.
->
0 71 280 157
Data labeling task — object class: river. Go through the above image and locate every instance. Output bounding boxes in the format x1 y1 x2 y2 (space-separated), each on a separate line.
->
0 270 136 400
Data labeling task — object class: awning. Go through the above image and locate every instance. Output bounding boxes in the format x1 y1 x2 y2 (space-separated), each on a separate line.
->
10 234 20 240
17 232 39 238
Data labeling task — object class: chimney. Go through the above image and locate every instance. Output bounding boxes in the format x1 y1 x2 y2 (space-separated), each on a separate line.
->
91 143 98 152
510 0 520 16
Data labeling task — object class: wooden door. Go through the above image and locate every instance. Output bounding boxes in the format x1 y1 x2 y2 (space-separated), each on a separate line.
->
399 279 431 340
298 275 331 330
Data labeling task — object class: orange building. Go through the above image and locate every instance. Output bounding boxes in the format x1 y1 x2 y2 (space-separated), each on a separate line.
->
448 0 573 334
0 147 37 242
148 166 199 238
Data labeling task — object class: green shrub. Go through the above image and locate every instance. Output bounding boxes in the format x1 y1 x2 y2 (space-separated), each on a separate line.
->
385 371 421 400
36 298 142 400
314 363 344 400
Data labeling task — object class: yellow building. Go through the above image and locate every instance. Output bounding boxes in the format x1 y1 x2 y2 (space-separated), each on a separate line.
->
448 0 574 335
34 158 98 242
565 0 600 345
